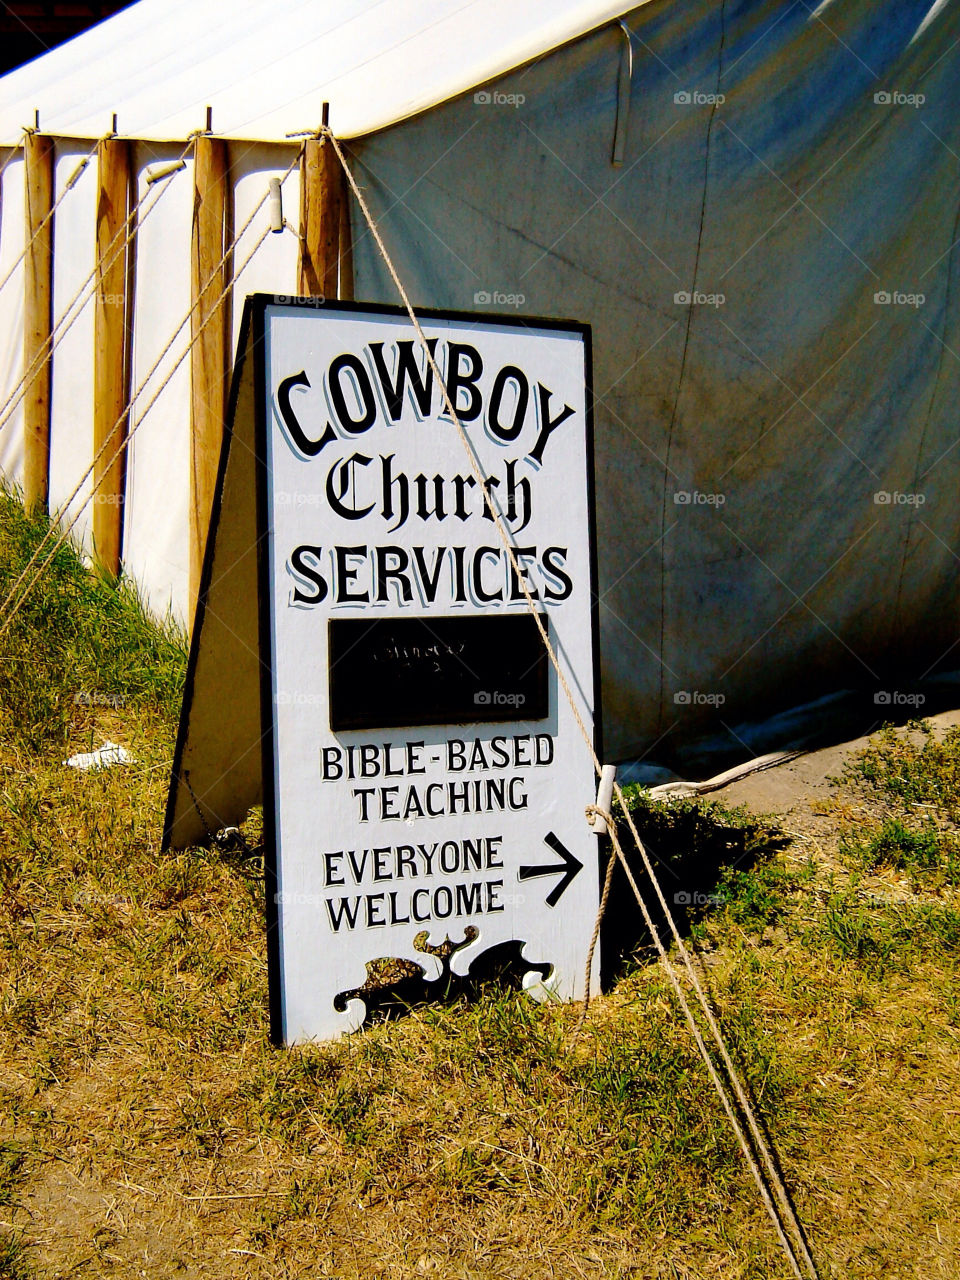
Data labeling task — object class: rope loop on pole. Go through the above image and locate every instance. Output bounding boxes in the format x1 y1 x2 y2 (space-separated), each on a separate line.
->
0 132 105 300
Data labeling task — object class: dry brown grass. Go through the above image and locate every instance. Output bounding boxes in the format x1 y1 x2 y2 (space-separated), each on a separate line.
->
2 711 960 1279
2 497 960 1279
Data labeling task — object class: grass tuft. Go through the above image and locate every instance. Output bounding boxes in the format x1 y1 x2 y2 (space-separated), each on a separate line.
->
0 1231 32 1280
0 485 186 751
840 718 960 819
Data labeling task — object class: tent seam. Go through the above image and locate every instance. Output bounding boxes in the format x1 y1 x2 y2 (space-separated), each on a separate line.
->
891 193 960 635
655 0 726 734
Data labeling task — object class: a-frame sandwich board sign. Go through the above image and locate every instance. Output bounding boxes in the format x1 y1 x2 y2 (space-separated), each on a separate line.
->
165 296 602 1044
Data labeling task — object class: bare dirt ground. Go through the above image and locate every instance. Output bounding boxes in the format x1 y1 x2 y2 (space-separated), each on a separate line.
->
713 707 960 820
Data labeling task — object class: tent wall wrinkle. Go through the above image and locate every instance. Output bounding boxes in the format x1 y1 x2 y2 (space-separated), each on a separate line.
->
348 0 960 762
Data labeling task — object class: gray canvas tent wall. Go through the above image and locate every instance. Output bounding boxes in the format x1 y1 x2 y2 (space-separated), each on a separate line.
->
349 0 960 765
0 0 958 778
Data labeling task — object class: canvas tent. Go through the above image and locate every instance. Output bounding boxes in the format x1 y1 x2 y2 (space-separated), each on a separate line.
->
0 0 958 782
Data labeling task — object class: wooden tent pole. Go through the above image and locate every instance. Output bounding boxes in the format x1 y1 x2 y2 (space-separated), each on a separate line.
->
338 179 354 301
298 124 343 299
93 135 131 575
23 131 54 511
189 134 230 617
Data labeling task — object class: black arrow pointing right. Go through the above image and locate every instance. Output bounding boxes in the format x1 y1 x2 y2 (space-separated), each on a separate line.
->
518 831 583 907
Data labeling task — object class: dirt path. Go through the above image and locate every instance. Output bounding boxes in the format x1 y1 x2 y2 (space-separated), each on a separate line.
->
711 707 960 820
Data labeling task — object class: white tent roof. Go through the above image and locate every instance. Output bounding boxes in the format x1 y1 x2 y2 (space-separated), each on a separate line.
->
0 0 638 144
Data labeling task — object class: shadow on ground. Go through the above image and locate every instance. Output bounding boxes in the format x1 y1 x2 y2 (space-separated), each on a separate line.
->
319 800 788 1028
598 799 789 987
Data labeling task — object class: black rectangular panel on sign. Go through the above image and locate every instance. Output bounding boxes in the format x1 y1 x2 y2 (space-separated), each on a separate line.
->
328 614 550 730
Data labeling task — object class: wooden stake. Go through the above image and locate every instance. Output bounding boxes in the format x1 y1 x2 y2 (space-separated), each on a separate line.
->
93 136 131 575
23 131 54 511
338 181 354 301
297 135 342 298
189 135 230 617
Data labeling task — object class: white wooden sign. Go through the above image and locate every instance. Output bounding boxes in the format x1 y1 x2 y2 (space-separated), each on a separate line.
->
173 297 601 1044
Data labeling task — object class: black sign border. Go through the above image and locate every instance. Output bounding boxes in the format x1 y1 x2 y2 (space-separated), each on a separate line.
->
250 295 601 1046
